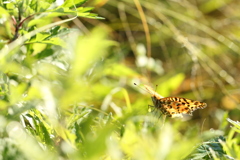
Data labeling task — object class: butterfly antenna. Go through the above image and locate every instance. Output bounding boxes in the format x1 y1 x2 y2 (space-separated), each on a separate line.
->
154 84 159 97
134 83 149 94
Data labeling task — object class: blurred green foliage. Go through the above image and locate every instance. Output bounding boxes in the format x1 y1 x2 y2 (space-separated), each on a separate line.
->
0 0 240 160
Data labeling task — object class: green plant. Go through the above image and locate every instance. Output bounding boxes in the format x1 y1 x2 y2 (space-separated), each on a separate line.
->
0 0 240 160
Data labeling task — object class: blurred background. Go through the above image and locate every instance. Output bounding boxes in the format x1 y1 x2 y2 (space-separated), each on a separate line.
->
79 0 240 127
0 0 240 159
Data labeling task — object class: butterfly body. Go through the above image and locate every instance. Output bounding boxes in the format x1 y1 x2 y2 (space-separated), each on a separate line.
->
145 85 207 118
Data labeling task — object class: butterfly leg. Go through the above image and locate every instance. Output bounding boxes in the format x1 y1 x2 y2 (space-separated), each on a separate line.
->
148 104 156 113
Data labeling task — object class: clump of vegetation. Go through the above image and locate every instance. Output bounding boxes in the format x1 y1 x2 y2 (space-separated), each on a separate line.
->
0 0 239 159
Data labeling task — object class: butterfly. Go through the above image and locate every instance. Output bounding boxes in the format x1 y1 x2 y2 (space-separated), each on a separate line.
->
144 85 207 118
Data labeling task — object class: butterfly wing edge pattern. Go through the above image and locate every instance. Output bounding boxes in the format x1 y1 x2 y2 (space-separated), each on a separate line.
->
144 85 207 118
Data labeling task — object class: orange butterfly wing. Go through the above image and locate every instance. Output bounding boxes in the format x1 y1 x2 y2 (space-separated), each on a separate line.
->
144 85 207 118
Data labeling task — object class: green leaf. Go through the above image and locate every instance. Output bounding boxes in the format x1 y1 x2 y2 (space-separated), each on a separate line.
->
9 83 28 104
77 7 104 19
28 5 103 27
0 6 12 39
26 32 65 46
0 6 10 19
62 0 88 8
46 26 74 40
185 136 231 160
104 63 139 78
227 118 240 133
157 73 185 97
70 27 116 77
34 48 54 59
